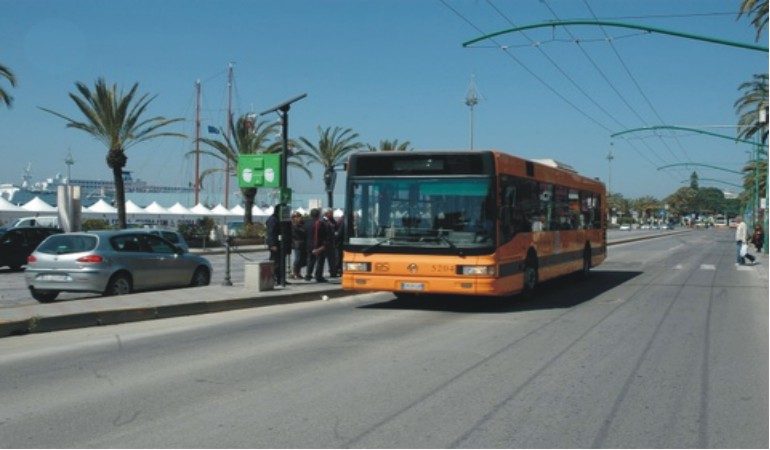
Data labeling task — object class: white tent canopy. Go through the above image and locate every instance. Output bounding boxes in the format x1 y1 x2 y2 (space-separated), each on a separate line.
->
125 200 145 214
190 203 212 215
210 203 231 216
144 201 169 214
230 204 245 216
168 202 193 215
22 196 57 213
86 199 117 214
0 197 25 212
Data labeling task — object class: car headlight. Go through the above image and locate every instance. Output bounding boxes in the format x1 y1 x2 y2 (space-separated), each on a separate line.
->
344 262 371 272
458 265 496 276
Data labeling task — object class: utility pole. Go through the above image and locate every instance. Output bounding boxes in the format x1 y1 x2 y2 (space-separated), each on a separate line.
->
194 79 201 205
465 75 480 150
64 150 74 185
224 62 234 208
606 143 614 194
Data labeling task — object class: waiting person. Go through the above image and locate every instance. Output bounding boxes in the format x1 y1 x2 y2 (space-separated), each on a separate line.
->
304 208 321 281
290 212 306 279
333 214 345 277
752 224 765 253
735 216 756 265
312 208 335 282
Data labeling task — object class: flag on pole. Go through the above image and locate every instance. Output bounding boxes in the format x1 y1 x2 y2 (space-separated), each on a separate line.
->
207 126 220 134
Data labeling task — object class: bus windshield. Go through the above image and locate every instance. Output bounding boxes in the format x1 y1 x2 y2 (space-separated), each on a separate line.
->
347 177 496 251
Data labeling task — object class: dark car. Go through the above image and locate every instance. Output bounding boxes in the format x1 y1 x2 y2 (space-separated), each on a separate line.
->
0 227 62 270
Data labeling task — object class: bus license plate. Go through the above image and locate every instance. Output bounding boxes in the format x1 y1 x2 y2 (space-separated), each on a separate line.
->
400 282 424 291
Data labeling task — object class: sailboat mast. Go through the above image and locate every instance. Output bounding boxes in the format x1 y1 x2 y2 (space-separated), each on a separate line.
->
194 79 201 205
224 62 234 208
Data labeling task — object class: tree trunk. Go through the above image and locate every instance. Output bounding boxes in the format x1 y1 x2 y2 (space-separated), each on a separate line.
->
112 165 127 229
327 189 333 209
243 188 256 224
107 148 128 229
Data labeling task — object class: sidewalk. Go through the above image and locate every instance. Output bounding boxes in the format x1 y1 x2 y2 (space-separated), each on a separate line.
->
0 229 710 339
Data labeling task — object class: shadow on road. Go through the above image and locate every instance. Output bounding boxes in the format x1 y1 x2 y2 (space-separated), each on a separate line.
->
359 270 643 314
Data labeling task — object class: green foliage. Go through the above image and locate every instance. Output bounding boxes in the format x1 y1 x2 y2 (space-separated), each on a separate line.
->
178 217 216 241
0 62 16 108
39 78 185 229
81 219 111 231
238 222 266 239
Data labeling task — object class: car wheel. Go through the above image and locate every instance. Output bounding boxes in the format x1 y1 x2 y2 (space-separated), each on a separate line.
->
30 288 59 303
104 273 132 296
190 266 210 286
10 264 22 271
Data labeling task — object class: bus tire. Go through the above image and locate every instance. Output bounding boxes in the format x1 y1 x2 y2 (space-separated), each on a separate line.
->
522 257 538 298
580 245 591 278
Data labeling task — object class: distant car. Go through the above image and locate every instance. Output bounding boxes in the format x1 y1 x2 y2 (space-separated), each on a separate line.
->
640 224 651 230
142 229 189 252
25 230 212 302
619 224 631 231
8 216 59 228
0 227 62 270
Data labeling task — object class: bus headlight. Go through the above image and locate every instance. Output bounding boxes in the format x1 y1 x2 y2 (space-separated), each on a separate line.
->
344 262 371 272
458 265 496 276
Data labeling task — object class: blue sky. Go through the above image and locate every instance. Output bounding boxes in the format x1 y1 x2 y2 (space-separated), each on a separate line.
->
1 0 767 207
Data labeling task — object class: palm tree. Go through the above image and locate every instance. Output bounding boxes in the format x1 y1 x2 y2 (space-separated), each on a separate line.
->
739 0 768 41
0 63 17 108
298 126 363 208
633 196 661 224
735 73 768 144
197 114 311 224
40 78 184 228
665 187 697 217
366 139 412 152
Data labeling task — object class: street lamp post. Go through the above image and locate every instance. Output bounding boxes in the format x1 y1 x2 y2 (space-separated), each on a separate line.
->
259 93 307 287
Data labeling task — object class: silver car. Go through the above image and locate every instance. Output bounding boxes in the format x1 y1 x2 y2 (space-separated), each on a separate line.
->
25 230 212 302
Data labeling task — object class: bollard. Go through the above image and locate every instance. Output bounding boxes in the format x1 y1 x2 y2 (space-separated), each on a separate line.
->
222 236 233 286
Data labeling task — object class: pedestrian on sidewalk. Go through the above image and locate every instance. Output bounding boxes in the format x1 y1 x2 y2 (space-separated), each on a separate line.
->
752 224 764 253
266 205 285 283
290 211 306 279
304 208 320 281
735 216 756 265
311 208 335 282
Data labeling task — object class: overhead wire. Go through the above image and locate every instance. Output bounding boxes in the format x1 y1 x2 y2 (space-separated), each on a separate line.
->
540 0 687 179
472 0 676 176
438 0 614 133
582 0 694 164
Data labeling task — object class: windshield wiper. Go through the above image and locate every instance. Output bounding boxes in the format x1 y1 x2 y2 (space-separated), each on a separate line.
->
362 237 393 254
437 235 464 256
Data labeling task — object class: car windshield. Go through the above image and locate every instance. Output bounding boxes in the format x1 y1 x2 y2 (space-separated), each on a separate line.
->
37 235 98 255
347 177 495 250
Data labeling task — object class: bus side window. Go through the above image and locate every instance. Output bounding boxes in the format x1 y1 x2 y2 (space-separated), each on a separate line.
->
499 176 516 243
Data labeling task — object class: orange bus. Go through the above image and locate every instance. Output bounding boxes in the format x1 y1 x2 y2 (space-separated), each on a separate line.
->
341 150 606 297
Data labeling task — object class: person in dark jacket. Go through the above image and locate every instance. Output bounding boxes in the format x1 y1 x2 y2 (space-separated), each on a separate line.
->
290 212 306 279
304 208 320 281
752 224 765 253
312 208 335 282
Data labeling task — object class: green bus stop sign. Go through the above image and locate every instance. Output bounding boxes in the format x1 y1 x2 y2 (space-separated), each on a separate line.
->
237 154 281 188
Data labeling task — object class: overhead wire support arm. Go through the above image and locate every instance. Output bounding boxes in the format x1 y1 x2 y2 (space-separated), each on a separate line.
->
657 163 743 175
611 125 768 148
462 20 769 53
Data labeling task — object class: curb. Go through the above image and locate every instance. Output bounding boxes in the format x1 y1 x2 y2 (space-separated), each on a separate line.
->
607 229 691 246
0 285 345 338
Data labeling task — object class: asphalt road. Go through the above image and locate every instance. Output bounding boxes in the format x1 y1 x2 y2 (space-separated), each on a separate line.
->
0 229 766 447
0 228 682 308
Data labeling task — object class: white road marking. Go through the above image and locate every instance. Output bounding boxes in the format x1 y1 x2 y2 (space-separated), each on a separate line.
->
700 264 716 270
